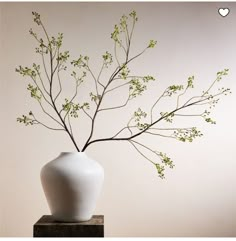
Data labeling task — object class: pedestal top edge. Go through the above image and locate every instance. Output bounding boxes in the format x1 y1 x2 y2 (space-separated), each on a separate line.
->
34 215 104 226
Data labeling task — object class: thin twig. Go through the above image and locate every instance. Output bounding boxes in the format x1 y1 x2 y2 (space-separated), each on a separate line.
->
41 51 51 83
98 94 130 112
32 113 65 131
175 113 204 117
30 76 53 108
105 81 131 94
128 140 155 165
82 108 92 120
62 80 83 120
176 86 188 108
54 66 63 102
38 101 64 127
97 63 105 88
67 114 74 138
86 64 99 96
114 42 121 67
35 68 50 96
131 139 161 157
144 131 176 139
151 88 168 123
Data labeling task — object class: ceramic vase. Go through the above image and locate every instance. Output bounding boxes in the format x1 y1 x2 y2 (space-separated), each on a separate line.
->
40 152 104 222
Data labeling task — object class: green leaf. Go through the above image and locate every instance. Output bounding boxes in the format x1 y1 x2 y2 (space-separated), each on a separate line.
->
102 51 113 67
17 114 35 126
142 75 155 83
111 24 120 42
57 51 70 63
160 112 174 123
205 117 216 124
187 76 194 88
32 12 41 25
216 69 229 81
62 99 89 118
129 10 138 21
16 66 37 78
27 84 41 101
71 55 88 68
119 15 128 32
90 93 101 103
118 65 130 80
129 78 147 98
148 40 157 48
166 85 184 96
174 127 203 142
159 152 174 168
155 163 165 179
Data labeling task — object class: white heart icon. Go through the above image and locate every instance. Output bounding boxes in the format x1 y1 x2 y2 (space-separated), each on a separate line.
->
218 8 230 17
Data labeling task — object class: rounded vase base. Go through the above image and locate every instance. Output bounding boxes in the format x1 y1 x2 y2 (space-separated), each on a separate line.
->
52 215 92 223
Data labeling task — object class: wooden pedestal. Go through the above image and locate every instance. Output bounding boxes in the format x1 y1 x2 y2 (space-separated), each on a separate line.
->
33 215 104 237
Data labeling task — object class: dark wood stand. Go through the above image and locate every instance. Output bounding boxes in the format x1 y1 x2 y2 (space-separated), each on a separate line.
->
33 215 104 237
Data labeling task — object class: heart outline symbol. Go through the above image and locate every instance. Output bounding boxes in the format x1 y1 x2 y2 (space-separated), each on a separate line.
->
218 8 230 17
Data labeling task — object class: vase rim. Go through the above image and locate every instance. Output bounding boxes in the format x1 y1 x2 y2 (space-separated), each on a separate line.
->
60 152 87 155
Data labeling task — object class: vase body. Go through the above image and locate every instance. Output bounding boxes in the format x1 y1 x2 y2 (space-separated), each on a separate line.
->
40 152 104 222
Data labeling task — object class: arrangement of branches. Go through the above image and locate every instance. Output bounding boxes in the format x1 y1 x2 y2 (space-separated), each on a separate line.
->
16 11 231 178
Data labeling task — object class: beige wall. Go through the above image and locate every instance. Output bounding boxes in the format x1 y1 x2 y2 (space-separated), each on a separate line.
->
0 2 236 237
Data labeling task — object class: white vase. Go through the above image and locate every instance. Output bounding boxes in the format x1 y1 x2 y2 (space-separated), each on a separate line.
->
40 152 104 222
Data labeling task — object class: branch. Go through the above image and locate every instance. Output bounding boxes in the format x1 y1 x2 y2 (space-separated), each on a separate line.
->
117 40 127 56
124 20 130 49
150 87 168 123
61 79 83 119
81 65 123 150
114 42 121 67
39 18 80 151
38 100 64 127
112 126 128 138
194 100 218 106
31 113 65 131
97 63 105 88
83 90 226 150
52 45 58 61
144 131 176 139
182 72 227 107
30 76 53 108
98 94 130 112
54 66 63 102
82 49 148 151
174 113 204 117
105 81 130 94
67 114 74 138
36 122 64 131
41 51 51 83
131 139 161 157
128 140 155 165
129 16 136 48
35 67 50 96
112 119 136 139
112 125 196 139
82 108 92 120
176 86 188 108
149 127 194 131
86 64 99 96
183 91 224 107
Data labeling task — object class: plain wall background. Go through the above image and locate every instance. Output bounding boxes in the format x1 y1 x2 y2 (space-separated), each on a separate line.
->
0 2 236 237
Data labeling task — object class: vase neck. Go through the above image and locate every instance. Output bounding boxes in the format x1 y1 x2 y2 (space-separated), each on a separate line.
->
60 152 87 157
